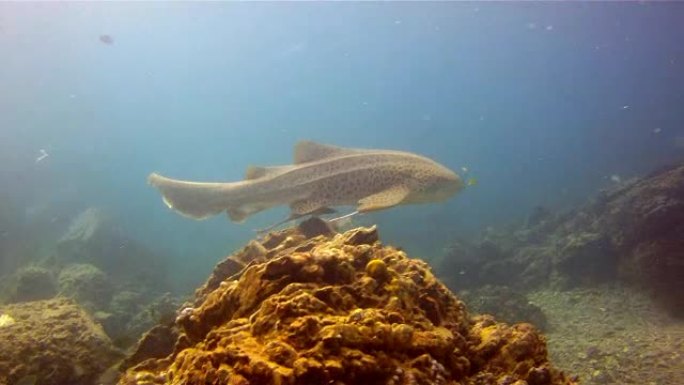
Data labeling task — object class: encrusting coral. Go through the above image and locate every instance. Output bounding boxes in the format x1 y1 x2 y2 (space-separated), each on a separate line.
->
120 219 575 385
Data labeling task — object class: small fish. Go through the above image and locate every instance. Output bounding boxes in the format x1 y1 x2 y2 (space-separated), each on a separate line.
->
99 34 114 45
652 127 662 134
148 141 464 226
610 174 622 183
466 178 478 187
461 166 469 174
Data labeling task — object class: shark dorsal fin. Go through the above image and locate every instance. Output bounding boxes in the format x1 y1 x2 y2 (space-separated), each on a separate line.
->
245 165 293 180
294 141 365 164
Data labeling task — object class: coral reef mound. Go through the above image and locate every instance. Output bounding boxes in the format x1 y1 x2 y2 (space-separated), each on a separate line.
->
121 221 575 385
0 298 121 385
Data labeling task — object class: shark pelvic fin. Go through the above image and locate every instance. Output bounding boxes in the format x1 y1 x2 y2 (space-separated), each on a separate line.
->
289 198 335 216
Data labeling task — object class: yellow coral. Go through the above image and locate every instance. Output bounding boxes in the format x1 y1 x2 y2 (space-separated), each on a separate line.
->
0 313 15 328
478 325 500 347
365 259 389 281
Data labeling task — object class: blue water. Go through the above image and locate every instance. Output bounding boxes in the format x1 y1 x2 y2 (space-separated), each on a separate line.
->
1 2 682 291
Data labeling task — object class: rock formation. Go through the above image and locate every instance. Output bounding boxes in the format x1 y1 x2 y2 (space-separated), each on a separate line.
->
119 220 575 385
0 298 121 385
440 164 684 316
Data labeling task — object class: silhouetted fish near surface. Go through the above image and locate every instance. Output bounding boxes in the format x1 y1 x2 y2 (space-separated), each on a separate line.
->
148 141 464 227
99 34 114 45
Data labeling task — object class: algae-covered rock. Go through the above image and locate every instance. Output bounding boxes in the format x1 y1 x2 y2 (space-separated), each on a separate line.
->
461 285 549 332
102 292 179 348
599 164 684 314
10 265 57 302
0 298 121 385
56 207 169 296
554 232 617 288
58 263 112 310
440 163 684 316
120 224 575 385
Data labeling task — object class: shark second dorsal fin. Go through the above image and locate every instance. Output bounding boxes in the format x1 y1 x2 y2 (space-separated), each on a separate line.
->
245 165 293 180
294 141 366 164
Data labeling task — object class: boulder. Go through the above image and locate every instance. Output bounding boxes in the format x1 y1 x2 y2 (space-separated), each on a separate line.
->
0 298 121 385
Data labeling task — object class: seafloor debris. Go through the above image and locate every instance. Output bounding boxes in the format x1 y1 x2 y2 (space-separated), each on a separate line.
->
529 286 684 385
0 298 121 385
120 221 575 385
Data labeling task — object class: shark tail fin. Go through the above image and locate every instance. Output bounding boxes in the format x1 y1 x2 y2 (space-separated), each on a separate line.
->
148 173 233 220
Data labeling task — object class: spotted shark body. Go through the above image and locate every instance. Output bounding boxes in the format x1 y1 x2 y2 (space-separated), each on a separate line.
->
148 141 463 223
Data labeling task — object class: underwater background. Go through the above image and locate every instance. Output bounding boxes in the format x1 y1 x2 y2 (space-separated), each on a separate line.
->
2 2 682 291
0 3 683 385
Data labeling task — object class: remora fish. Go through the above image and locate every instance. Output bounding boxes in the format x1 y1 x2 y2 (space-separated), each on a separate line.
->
148 141 464 224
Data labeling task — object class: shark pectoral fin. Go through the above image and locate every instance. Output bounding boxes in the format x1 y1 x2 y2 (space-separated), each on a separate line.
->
357 185 411 213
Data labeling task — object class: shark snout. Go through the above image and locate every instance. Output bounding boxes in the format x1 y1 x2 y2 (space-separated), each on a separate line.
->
430 167 465 201
438 174 464 200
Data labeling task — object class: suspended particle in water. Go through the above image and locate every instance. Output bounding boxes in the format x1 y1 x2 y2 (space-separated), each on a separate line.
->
99 34 114 45
35 149 49 163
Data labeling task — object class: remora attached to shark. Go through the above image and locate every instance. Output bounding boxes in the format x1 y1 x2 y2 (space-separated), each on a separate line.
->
148 141 464 225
